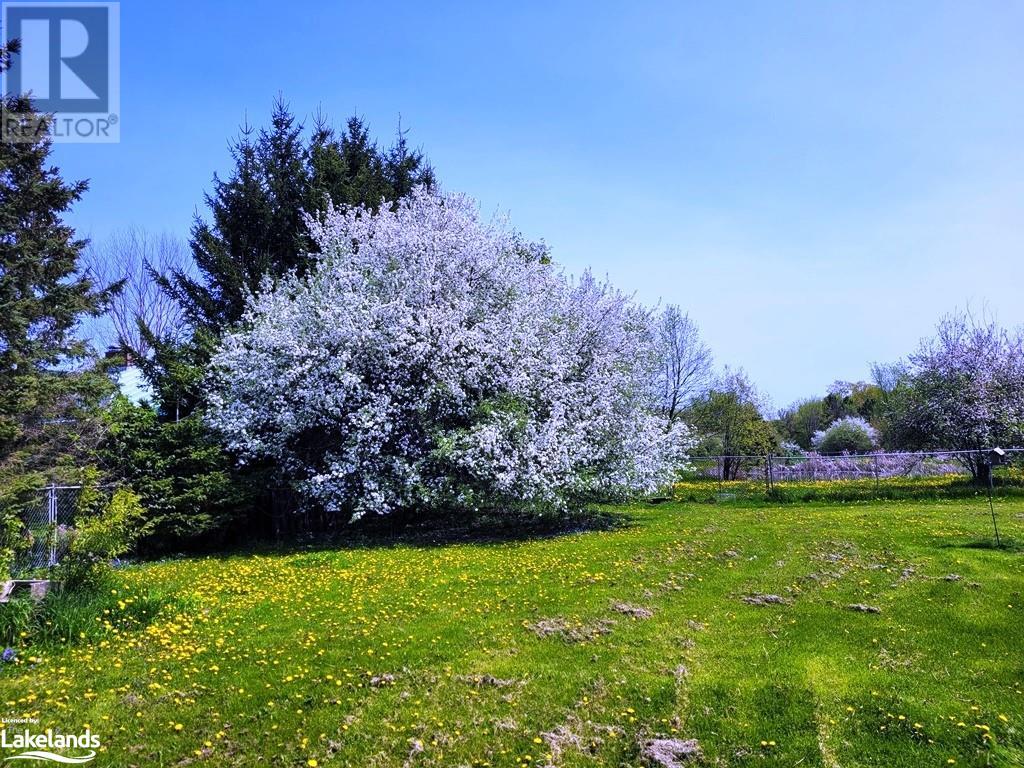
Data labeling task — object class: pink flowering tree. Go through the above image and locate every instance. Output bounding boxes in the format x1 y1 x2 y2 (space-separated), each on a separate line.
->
207 191 689 520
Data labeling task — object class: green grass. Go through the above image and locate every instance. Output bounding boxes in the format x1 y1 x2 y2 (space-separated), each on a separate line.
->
0 498 1021 767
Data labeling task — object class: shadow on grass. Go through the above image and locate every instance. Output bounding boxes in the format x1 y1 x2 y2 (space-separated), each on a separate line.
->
342 506 632 547
145 506 635 562
942 538 1024 553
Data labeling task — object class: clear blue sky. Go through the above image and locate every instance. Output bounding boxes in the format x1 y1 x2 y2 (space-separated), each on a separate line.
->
53 0 1024 409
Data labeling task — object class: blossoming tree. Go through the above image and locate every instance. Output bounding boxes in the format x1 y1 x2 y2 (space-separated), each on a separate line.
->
878 312 1024 480
207 191 688 520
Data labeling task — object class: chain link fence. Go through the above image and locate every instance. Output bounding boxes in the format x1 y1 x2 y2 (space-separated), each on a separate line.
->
10 484 96 577
677 448 1024 501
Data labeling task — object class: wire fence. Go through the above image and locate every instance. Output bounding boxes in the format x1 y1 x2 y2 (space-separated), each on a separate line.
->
678 448 1024 500
9 484 117 577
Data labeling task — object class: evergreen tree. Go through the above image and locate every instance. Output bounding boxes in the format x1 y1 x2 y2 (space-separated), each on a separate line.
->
168 101 434 339
0 39 113 471
149 100 436 419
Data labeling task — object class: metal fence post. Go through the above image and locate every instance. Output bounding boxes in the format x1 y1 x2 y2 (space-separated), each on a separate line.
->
47 483 58 567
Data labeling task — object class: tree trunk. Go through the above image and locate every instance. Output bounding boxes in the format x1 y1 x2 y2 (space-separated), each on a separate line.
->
976 460 991 486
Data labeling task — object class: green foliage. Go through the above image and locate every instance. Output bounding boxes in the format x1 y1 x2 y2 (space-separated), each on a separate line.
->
687 371 779 478
97 397 255 552
824 381 881 422
0 586 169 647
74 466 106 518
0 596 34 646
57 488 145 590
0 473 43 579
777 382 883 450
0 39 115 471
815 417 877 454
776 398 827 450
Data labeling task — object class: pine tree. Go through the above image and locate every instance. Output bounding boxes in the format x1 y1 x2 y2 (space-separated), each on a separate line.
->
148 100 436 420
0 39 113 469
168 121 272 333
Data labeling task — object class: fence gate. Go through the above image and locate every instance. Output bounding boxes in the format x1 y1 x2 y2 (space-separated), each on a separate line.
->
13 484 82 576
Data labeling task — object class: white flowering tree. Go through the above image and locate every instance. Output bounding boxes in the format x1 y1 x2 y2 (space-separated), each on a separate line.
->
207 191 688 521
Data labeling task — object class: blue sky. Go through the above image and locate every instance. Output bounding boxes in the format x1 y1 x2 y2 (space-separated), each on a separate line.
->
52 0 1024 408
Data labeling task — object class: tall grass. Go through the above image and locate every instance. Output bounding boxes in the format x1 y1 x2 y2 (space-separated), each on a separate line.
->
0 580 171 647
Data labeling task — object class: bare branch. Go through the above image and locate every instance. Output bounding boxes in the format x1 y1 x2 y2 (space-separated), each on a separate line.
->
83 228 191 360
656 305 713 424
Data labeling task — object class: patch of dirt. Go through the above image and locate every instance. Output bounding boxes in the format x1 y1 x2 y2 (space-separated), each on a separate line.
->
540 715 625 767
943 573 962 582
742 593 790 606
370 673 395 687
846 603 881 614
877 646 920 671
456 674 518 688
528 617 616 642
641 738 702 767
611 602 654 619
402 738 425 768
541 723 588 766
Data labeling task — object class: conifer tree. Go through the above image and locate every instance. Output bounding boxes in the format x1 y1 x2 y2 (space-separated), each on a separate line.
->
149 100 436 419
0 39 113 469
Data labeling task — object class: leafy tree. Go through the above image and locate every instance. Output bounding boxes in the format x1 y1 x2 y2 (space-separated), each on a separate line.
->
823 381 881 423
0 39 114 477
876 312 1024 481
776 398 828 450
687 370 779 479
777 382 882 450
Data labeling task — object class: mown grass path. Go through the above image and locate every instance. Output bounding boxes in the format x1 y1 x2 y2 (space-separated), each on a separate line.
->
1 499 1021 767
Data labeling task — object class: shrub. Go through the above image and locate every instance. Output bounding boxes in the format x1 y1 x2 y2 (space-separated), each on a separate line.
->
57 488 145 591
98 396 256 551
812 416 878 455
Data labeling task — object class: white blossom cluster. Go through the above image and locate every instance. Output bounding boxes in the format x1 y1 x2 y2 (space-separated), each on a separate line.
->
207 190 689 520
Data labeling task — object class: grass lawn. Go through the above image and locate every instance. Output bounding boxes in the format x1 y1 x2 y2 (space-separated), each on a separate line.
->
1 498 1022 767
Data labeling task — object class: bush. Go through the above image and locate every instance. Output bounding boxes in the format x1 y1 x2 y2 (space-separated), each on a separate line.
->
812 416 878 455
98 396 256 552
57 488 145 591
